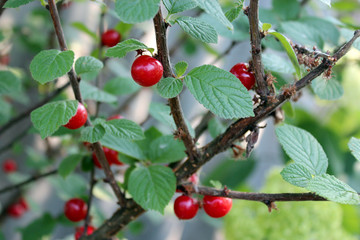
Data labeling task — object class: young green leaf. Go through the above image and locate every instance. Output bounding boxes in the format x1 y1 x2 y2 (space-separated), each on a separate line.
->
80 81 117 103
71 22 98 41
176 16 218 44
163 0 197 14
194 0 233 31
184 65 254 119
348 137 360 161
105 39 148 58
115 0 161 23
4 0 35 8
311 76 344 100
262 53 295 75
58 154 83 179
103 77 141 96
225 5 242 22
80 124 106 143
280 163 313 188
75 56 103 77
19 213 56 240
30 100 78 139
148 135 186 163
128 165 176 213
268 31 301 79
101 119 145 140
0 71 21 95
30 49 74 84
306 174 360 205
101 134 146 160
276 124 328 175
156 77 183 98
174 61 188 77
262 23 272 31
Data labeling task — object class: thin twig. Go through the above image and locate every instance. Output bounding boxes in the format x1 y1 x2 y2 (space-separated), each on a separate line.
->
0 169 58 194
210 41 238 65
194 111 214 141
81 167 97 239
0 82 70 136
0 124 31 156
47 0 126 208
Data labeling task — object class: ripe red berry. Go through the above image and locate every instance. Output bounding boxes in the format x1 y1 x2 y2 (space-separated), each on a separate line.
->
107 114 124 121
2 159 17 173
202 195 232 218
64 198 88 222
64 103 87 130
174 195 199 220
131 55 163 87
230 63 256 90
101 29 121 47
92 147 123 168
74 225 95 240
7 203 25 218
18 198 29 211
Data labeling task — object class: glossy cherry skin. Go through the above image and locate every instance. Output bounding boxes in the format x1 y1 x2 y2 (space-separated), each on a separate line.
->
7 203 25 218
64 198 88 222
203 195 232 218
230 63 256 90
75 225 95 240
64 103 88 130
2 159 17 173
101 29 121 47
107 114 124 121
131 55 163 87
92 147 123 168
174 195 199 220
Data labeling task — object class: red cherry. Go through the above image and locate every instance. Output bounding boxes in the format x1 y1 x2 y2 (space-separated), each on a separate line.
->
230 63 256 90
107 114 124 121
18 198 29 211
64 198 88 222
101 29 121 47
74 225 95 240
7 203 25 218
0 54 10 65
131 55 163 87
64 103 88 130
174 195 199 220
92 147 123 168
202 195 232 218
2 159 17 173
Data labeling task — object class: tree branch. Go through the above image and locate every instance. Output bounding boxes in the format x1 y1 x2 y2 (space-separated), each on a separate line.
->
47 0 126 208
81 167 97 239
247 0 268 98
153 9 199 161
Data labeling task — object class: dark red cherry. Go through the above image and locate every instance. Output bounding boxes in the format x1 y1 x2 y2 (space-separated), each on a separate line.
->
64 198 88 222
230 63 256 90
174 195 199 220
64 103 87 130
101 29 121 47
131 55 163 87
202 195 232 218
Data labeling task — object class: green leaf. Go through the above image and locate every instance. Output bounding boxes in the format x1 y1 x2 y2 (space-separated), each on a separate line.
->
0 71 21 95
276 124 328 175
262 23 272 31
128 165 176 213
19 213 56 240
318 0 331 7
176 16 218 44
30 100 78 138
80 124 106 143
272 0 300 20
71 22 98 41
49 174 87 200
115 0 160 23
4 0 35 8
156 77 183 98
101 134 146 160
105 39 149 58
149 135 186 163
80 81 117 103
174 61 188 77
348 137 360 161
58 154 83 179
136 127 163 158
281 163 313 188
262 53 295 75
163 0 197 14
184 65 254 119
225 5 242 22
299 17 339 46
0 98 11 124
268 31 301 79
311 76 344 100
103 77 141 96
0 232 4 240
306 174 360 204
75 56 103 77
194 0 233 31
341 28 360 51
30 49 74 84
101 119 145 140
208 117 225 138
